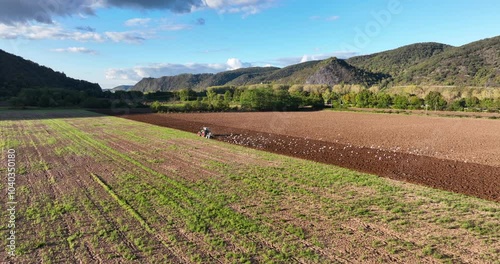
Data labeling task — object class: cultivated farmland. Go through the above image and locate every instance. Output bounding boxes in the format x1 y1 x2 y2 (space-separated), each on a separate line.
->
115 111 500 202
1 110 499 263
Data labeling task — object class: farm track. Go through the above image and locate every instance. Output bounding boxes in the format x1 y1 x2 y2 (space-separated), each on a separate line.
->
111 112 500 202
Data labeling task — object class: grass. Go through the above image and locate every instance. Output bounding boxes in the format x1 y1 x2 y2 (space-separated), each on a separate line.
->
67 232 82 250
2 110 499 263
90 173 155 233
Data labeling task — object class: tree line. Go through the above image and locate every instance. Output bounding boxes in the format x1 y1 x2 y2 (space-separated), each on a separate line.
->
329 90 500 111
6 88 147 109
5 84 500 113
150 85 325 112
150 85 500 113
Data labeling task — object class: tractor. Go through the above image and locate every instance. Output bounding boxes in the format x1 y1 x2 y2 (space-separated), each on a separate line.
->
197 127 212 139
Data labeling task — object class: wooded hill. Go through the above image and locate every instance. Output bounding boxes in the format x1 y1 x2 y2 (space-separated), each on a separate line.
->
347 36 500 87
0 35 498 99
132 36 500 92
132 58 388 92
0 49 101 99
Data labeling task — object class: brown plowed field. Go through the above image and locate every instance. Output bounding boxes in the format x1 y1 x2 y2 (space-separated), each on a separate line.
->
114 111 500 202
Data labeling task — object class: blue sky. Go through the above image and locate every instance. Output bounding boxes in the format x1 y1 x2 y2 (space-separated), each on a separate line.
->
0 0 498 89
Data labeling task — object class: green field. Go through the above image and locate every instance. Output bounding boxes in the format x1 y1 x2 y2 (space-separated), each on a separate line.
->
0 110 498 263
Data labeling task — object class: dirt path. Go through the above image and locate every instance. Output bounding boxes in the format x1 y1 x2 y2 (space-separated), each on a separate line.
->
112 112 500 202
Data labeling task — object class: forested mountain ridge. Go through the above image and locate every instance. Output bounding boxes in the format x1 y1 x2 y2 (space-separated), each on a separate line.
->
132 36 499 92
347 36 500 86
1 35 498 98
398 36 500 86
346 42 452 76
132 58 388 92
0 49 101 98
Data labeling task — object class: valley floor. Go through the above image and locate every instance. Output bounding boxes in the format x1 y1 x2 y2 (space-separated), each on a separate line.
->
0 110 498 263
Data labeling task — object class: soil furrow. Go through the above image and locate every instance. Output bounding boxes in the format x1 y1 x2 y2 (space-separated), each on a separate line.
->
109 112 500 202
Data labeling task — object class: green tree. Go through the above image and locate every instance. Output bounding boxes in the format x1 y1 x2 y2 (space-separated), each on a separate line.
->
465 96 480 107
232 87 244 102
18 88 41 106
224 90 232 103
38 94 53 107
355 90 375 108
393 94 409 109
480 98 495 110
8 97 24 108
449 98 466 111
150 101 162 112
322 89 331 105
272 89 301 110
81 98 111 108
304 93 324 109
206 89 217 102
425 91 447 111
330 92 342 108
178 88 196 101
239 87 301 111
188 99 209 111
341 94 352 106
213 94 230 111
375 93 392 108
239 89 259 110
408 96 424 109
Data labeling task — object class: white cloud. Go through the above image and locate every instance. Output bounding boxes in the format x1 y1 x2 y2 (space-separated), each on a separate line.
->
274 51 359 66
75 25 96 32
202 0 274 15
300 54 321 63
105 31 150 44
158 23 191 31
227 58 251 70
310 15 341 22
326 16 340 21
123 18 193 31
52 47 98 55
0 22 104 41
106 58 252 81
299 52 356 63
73 31 105 42
106 68 141 81
124 18 151 27
0 22 155 43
